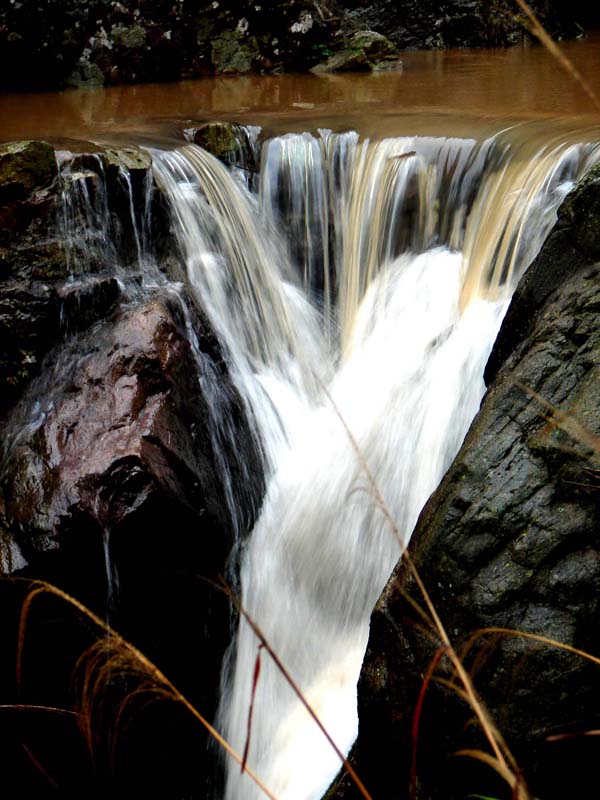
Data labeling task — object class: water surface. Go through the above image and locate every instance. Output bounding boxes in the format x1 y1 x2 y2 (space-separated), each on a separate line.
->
1 33 600 144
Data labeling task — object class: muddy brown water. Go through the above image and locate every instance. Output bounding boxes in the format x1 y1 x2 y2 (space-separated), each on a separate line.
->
1 32 600 146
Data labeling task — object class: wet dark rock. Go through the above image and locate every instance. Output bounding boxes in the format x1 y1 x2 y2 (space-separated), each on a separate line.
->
0 141 57 206
0 136 264 794
58 275 121 332
0 140 168 419
0 141 58 245
184 121 259 174
0 293 264 795
1 295 260 565
330 172 600 800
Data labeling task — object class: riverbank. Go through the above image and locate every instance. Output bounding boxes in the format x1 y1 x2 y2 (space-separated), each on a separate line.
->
0 0 597 91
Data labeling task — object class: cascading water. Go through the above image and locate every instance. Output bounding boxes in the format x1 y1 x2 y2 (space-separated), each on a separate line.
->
7 119 596 796
150 125 600 800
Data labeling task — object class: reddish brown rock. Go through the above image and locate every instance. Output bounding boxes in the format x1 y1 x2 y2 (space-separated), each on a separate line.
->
0 293 264 795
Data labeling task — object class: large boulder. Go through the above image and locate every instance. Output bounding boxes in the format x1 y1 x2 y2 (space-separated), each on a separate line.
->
0 292 264 795
328 168 600 799
0 139 264 794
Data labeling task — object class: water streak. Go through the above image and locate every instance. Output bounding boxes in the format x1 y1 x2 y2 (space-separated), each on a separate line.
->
151 124 600 800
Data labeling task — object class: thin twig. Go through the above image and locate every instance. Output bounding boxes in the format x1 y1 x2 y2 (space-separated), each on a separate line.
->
513 0 600 114
22 744 59 789
242 643 264 774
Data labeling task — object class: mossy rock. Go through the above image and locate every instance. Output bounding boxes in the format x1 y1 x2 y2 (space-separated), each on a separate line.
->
65 59 105 88
311 30 401 74
185 122 248 160
211 30 259 73
101 146 153 174
0 141 57 205
112 23 147 49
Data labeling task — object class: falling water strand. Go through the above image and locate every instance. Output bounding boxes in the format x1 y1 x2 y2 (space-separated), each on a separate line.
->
151 126 600 800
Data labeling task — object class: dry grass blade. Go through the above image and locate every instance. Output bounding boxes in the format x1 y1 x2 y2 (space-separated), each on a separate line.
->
516 381 600 453
461 626 600 668
0 704 79 717
9 578 280 800
434 676 470 704
513 0 600 114
22 743 59 788
242 643 264 774
455 749 518 791
221 580 374 800
16 584 49 688
322 386 531 799
547 729 600 742
411 645 447 800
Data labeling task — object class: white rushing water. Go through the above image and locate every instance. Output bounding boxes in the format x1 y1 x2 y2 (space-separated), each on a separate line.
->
151 126 600 800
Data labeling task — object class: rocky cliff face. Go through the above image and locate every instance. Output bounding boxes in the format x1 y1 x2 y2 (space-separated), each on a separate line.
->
328 167 600 800
0 140 265 795
0 0 591 89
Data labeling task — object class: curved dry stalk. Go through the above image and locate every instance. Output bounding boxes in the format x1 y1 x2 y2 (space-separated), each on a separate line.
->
547 729 600 742
9 577 280 800
0 704 79 717
22 743 59 789
516 382 600 453
322 386 530 799
17 584 51 688
242 643 264 774
513 0 600 114
455 749 518 792
461 626 600 668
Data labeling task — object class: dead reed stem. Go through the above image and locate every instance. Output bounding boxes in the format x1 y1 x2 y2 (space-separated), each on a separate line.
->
513 0 600 114
10 577 280 800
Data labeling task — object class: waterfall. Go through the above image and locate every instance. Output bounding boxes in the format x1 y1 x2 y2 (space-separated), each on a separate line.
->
150 125 600 800
15 123 596 798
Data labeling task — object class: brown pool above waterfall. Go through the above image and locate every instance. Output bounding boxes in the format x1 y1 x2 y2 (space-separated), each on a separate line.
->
1 32 600 146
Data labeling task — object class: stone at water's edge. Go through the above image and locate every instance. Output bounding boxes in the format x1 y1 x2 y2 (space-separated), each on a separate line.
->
0 141 265 795
184 121 259 173
311 30 401 74
0 1 594 89
328 169 600 800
